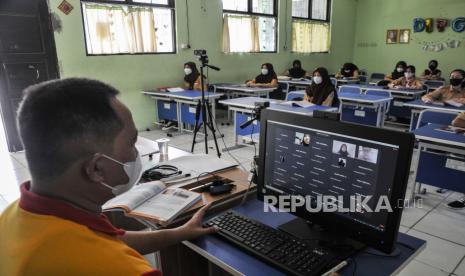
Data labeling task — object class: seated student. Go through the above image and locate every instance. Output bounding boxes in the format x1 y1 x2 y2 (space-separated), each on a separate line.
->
246 63 278 88
183 61 205 91
421 69 465 104
388 65 423 89
0 78 216 275
335 62 359 79
283 60 307 79
385 61 407 81
421 59 442 80
446 112 465 209
304 67 337 106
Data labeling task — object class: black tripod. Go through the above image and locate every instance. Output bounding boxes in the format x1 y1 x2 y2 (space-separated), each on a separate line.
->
191 59 221 157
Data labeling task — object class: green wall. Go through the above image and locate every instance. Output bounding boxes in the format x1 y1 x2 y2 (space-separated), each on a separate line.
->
353 0 465 78
49 0 358 130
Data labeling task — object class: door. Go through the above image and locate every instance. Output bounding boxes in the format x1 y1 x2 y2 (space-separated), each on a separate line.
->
0 0 59 152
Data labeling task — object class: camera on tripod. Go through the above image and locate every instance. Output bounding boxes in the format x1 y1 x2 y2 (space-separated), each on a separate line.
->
194 49 208 65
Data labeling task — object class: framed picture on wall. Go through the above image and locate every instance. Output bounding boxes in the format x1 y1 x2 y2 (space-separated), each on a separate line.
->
386 29 399 44
399 29 410 44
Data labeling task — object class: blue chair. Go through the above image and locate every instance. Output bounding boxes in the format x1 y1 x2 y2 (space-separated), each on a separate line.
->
416 109 459 130
366 89 392 114
286 90 306 101
359 75 368 84
338 86 361 95
423 80 445 92
330 77 337 87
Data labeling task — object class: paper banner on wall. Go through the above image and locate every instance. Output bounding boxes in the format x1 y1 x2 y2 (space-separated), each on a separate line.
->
436 19 448 32
422 40 461 51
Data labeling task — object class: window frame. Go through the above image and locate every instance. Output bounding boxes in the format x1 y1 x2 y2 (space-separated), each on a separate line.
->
222 0 278 53
291 0 331 23
80 0 177 56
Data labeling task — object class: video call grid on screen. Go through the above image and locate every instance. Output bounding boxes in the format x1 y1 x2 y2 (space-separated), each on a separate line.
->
263 121 400 231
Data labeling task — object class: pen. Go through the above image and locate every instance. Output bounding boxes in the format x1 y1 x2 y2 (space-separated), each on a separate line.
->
321 260 348 276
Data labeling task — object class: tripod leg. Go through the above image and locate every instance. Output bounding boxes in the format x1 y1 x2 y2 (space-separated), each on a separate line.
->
191 100 202 153
205 100 222 158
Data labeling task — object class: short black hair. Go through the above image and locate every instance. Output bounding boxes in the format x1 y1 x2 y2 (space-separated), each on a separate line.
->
406 65 416 73
17 78 124 181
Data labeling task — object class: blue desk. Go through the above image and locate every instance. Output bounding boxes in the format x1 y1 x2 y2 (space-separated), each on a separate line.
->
403 99 465 131
219 97 336 150
142 90 223 134
278 78 312 93
341 85 426 121
411 123 465 200
338 92 392 127
213 83 275 98
184 199 425 276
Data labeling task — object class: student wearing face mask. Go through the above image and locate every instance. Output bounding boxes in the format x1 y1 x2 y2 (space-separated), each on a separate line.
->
283 60 307 79
421 60 442 80
421 69 465 104
0 78 217 276
385 61 407 81
183 61 205 91
304 67 338 106
388 65 423 89
246 63 278 88
335 62 359 79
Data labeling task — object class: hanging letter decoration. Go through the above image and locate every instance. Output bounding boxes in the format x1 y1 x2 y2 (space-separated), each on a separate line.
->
452 17 465 33
425 18 434 33
436 19 448 32
413 18 426 32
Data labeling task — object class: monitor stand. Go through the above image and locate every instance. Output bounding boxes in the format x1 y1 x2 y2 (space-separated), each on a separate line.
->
278 217 365 253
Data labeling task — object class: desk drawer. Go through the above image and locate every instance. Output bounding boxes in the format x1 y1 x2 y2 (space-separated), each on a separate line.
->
180 103 203 125
340 106 378 127
157 100 177 121
416 151 465 193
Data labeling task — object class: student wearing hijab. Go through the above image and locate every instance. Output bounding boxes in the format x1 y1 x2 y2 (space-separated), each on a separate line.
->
246 63 278 88
388 65 423 89
304 67 338 106
335 63 359 79
283 60 307 79
421 69 465 104
385 61 407 81
421 60 442 80
183 62 205 91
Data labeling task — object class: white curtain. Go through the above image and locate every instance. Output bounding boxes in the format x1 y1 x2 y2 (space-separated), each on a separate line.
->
83 3 158 54
292 20 330 53
223 14 262 53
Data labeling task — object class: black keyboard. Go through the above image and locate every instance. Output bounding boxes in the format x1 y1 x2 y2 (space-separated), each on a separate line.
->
204 210 336 276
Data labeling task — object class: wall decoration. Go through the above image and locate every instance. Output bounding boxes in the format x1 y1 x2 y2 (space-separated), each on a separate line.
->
58 0 73 15
399 29 410 44
436 19 448 32
425 18 434 33
413 18 426 32
451 17 465 33
421 40 461 52
386 29 399 44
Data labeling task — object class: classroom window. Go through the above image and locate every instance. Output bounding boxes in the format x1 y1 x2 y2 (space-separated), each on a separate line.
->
81 0 175 55
291 0 331 53
222 0 277 53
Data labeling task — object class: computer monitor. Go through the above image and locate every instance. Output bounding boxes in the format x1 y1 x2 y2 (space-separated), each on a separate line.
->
257 109 414 254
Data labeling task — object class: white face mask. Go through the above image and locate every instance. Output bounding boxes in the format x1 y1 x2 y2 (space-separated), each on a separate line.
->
404 72 414 79
313 76 323 84
344 69 351 73
261 68 269 75
396 67 404 73
100 151 143 196
184 68 192 75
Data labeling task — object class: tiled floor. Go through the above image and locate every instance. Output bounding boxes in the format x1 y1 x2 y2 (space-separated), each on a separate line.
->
1 121 465 276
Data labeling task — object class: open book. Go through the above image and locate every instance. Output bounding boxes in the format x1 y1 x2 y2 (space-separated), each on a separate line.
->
436 125 465 134
280 100 315 108
103 181 202 225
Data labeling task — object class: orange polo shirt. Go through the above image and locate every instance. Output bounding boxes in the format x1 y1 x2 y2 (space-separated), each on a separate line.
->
0 182 162 276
